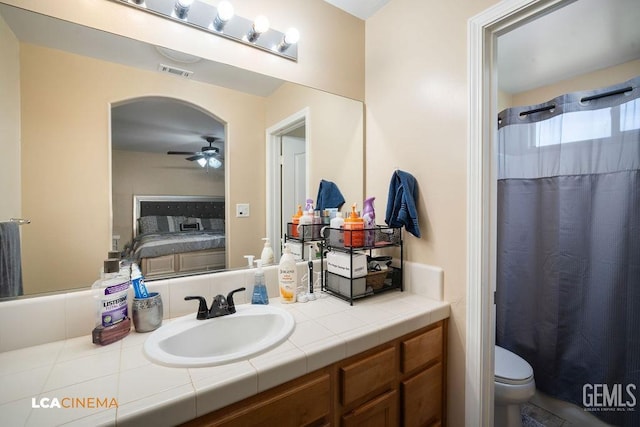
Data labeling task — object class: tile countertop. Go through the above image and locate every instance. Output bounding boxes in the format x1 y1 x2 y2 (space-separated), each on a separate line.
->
0 292 449 427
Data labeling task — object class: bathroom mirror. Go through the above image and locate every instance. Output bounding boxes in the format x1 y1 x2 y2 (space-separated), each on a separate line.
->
0 3 364 298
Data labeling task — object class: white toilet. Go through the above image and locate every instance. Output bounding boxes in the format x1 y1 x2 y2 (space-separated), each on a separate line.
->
494 345 536 427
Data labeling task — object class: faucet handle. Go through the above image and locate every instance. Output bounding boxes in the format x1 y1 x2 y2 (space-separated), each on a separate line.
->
184 296 209 320
226 287 246 314
210 295 229 317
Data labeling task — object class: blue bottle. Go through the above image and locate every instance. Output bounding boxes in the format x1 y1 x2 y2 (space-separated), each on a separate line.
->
251 260 269 304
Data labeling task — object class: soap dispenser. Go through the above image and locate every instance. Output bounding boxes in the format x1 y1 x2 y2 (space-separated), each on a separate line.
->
260 237 274 265
344 203 365 247
251 260 269 305
291 205 303 238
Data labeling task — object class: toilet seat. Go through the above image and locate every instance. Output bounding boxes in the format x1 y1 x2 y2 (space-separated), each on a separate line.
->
495 346 533 385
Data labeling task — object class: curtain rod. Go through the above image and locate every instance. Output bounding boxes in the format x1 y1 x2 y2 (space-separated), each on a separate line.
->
517 85 634 118
580 86 633 103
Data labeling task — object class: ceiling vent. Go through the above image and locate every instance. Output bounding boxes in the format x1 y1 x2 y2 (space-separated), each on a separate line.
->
158 64 193 78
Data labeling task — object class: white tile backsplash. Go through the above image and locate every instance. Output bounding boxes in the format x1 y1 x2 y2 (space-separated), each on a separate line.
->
0 262 445 353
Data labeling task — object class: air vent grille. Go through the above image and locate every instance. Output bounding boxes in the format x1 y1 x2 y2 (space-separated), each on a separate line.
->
158 64 193 78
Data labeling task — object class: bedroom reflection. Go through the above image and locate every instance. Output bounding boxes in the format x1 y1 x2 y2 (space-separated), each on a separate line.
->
111 97 227 279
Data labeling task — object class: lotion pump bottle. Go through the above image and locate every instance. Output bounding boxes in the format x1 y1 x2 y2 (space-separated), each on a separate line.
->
251 260 269 304
260 237 274 265
278 243 297 303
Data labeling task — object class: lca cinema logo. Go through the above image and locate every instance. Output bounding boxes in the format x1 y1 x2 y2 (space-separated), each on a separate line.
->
31 396 118 409
583 383 636 412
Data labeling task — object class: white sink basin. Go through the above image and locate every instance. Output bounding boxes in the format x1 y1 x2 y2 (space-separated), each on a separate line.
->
143 304 295 367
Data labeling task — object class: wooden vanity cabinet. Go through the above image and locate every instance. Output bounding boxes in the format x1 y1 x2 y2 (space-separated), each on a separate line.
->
183 320 446 427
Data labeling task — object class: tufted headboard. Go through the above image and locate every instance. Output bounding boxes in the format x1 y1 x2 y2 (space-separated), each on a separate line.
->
133 195 225 237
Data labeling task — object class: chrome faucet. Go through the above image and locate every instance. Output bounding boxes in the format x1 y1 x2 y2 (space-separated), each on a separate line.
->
185 287 246 320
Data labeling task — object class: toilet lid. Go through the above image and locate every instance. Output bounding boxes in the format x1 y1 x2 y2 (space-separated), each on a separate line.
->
495 346 533 385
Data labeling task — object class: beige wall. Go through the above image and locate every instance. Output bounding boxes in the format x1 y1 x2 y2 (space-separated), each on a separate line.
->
365 1 499 425
112 150 225 247
266 82 364 212
509 58 640 107
20 43 266 295
0 13 20 220
4 0 365 101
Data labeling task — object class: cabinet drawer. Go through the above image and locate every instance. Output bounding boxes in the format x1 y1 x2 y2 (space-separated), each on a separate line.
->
401 323 442 374
342 389 398 427
401 362 442 427
208 373 331 427
340 346 395 406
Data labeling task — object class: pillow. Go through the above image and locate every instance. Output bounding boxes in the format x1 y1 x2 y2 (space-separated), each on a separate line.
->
180 222 201 231
180 218 203 231
138 216 159 234
138 215 187 234
201 218 225 232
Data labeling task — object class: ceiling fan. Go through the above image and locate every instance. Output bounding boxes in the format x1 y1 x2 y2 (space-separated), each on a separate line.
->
167 136 223 169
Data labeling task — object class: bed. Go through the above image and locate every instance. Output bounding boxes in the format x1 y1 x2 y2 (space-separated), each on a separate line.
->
128 195 226 279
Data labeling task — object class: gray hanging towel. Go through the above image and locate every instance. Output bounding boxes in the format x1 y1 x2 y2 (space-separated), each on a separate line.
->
0 222 24 298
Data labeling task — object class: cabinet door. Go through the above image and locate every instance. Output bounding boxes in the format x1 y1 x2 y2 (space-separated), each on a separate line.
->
401 363 442 427
342 389 398 427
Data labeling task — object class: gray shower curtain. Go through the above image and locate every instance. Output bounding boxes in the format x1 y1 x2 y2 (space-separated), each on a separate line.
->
496 77 640 427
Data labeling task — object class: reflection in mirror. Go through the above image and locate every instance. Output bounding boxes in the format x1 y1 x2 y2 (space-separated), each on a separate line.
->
0 3 364 299
111 97 227 279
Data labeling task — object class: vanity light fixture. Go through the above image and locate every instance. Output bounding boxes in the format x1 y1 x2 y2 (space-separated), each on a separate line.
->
211 0 233 32
109 0 299 61
246 15 269 43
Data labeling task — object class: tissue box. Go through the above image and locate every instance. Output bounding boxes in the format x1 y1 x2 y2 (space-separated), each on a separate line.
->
326 251 367 278
325 273 367 297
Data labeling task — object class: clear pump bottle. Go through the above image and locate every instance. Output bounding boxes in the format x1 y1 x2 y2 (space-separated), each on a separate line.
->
251 260 269 304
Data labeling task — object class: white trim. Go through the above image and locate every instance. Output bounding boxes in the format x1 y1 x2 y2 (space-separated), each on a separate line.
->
265 108 310 261
466 1 568 425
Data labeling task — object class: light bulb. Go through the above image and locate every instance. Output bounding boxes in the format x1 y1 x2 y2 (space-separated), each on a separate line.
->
197 158 207 167
284 28 299 45
174 0 193 19
212 0 234 31
217 1 234 21
253 15 270 34
208 157 222 168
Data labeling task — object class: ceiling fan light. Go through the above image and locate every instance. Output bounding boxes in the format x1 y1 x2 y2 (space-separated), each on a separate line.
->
197 158 207 167
208 157 222 168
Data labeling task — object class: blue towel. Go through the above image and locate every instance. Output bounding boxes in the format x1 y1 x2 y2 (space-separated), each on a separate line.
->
385 170 421 238
0 222 23 298
316 180 346 211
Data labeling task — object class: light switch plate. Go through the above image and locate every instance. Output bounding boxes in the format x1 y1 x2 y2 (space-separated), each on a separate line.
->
236 203 250 217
